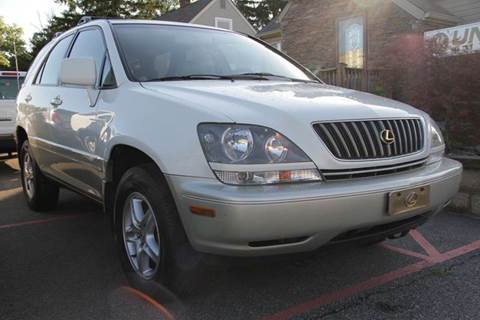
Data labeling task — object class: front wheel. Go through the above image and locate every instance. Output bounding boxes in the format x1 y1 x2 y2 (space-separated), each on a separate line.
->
114 164 201 295
19 141 59 211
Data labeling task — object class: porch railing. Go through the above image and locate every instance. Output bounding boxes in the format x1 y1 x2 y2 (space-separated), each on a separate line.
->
315 63 382 93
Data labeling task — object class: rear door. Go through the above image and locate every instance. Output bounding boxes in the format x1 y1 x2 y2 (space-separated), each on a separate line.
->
23 34 75 171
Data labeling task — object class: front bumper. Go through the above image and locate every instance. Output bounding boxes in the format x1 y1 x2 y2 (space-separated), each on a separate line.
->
167 157 462 256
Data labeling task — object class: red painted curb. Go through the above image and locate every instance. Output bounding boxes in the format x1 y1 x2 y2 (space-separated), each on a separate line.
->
262 233 480 320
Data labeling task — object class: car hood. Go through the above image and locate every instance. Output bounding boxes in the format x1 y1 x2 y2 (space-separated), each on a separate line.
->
141 81 424 127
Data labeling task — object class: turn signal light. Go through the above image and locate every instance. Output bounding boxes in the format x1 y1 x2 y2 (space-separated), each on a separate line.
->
190 206 216 218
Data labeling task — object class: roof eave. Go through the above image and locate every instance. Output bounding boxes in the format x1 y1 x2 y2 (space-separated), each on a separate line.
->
424 12 460 24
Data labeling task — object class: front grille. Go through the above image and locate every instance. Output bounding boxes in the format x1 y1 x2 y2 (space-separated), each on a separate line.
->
313 119 424 160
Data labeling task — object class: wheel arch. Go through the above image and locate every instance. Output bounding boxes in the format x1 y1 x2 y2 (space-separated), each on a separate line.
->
103 142 171 226
16 126 28 151
15 126 28 168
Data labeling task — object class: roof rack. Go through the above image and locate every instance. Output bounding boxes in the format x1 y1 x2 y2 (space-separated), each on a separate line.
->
77 16 124 26
78 16 95 25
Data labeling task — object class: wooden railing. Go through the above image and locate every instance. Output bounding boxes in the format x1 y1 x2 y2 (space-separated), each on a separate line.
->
315 63 382 93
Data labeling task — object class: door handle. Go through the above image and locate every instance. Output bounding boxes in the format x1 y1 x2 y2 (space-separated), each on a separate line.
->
50 96 63 108
25 94 32 103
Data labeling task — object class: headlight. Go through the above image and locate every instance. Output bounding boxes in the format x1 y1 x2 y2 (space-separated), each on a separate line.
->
265 134 289 162
198 124 322 185
221 127 254 161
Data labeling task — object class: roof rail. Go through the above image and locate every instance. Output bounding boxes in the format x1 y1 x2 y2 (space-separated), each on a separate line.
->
77 16 124 26
77 16 95 25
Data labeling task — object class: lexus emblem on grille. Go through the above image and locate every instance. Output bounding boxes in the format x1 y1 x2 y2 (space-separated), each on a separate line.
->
380 129 395 145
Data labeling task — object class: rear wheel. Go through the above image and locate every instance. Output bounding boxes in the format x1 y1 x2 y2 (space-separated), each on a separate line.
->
19 141 59 211
114 164 201 295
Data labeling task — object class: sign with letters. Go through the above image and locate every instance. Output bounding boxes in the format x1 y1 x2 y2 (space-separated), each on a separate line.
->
425 22 480 56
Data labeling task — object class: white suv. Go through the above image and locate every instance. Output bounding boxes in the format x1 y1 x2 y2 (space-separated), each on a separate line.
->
0 71 26 154
16 18 462 291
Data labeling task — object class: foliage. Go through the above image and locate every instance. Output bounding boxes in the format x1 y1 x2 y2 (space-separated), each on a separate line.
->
235 0 287 30
0 17 31 71
380 34 480 151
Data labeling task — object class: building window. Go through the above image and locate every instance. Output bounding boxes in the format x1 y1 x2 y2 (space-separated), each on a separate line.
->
338 16 364 69
215 17 233 30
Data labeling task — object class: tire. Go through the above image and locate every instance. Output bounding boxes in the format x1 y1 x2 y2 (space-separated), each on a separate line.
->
19 140 59 211
114 164 201 296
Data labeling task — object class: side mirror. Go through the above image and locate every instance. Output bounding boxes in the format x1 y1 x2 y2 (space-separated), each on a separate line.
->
60 58 96 87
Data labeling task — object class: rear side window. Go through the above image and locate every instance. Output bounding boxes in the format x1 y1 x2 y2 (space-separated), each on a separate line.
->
68 29 106 82
39 34 73 85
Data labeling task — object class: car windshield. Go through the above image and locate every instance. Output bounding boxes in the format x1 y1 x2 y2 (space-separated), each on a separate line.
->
0 76 24 100
113 24 316 82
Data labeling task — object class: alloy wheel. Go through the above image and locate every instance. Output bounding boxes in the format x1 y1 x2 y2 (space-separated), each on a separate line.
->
122 192 161 280
23 152 35 199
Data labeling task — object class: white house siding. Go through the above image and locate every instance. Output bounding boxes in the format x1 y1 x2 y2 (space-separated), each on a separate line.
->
191 0 256 35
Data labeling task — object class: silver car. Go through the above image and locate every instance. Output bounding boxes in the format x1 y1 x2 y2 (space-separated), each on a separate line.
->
16 18 462 292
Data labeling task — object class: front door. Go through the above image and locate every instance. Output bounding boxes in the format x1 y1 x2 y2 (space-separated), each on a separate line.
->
47 27 108 199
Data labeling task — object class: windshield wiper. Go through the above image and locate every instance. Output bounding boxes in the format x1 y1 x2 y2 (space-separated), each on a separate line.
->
144 74 236 82
237 72 318 83
143 73 317 83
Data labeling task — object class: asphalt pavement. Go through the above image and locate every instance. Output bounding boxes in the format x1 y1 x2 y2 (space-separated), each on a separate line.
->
1 154 479 320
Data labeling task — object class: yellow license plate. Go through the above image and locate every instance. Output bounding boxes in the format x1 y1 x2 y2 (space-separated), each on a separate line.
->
388 186 430 216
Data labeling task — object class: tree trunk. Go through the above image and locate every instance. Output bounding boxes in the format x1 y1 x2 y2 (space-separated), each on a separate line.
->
179 0 190 7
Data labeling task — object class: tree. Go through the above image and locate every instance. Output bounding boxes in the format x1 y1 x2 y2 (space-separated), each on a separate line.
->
235 0 288 31
0 17 31 71
56 0 179 18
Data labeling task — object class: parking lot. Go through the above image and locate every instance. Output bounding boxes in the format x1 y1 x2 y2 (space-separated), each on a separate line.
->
1 154 479 320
